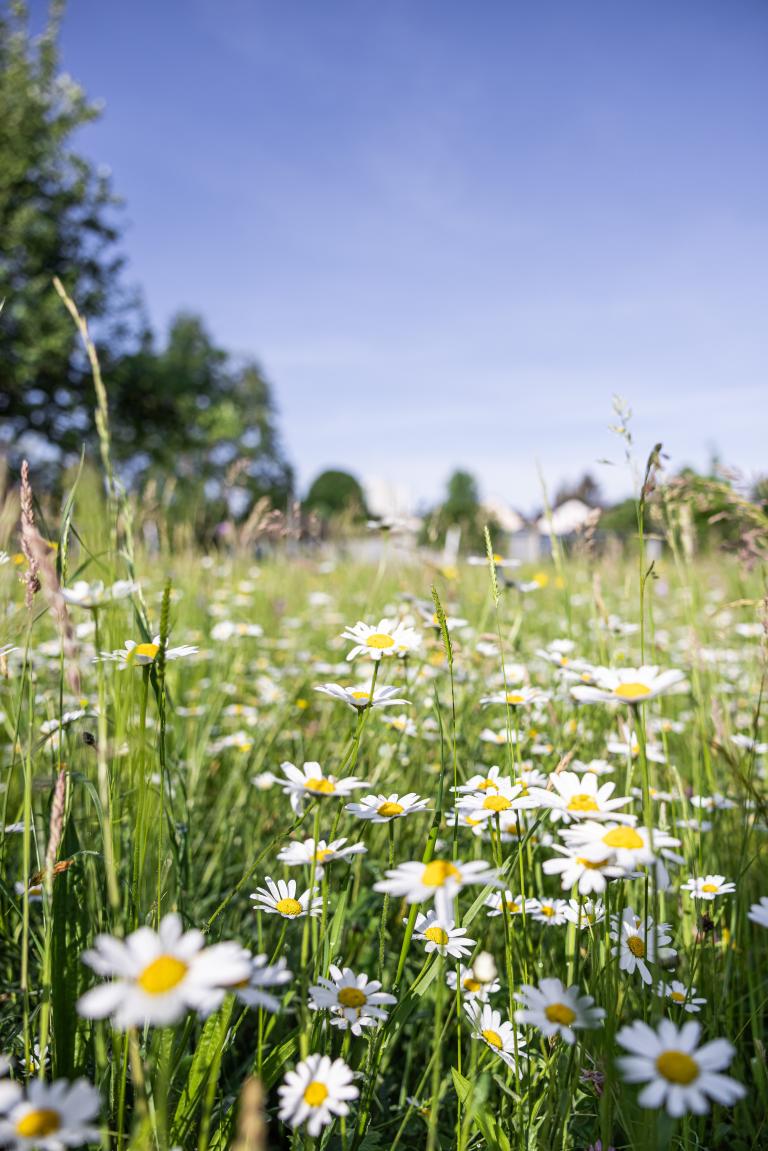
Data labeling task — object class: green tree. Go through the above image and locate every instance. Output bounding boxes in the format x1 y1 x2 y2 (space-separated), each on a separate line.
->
0 0 132 469
304 469 367 521
111 313 294 518
421 469 497 553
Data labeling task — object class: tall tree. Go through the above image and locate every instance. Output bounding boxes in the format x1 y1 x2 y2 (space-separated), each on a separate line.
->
0 0 132 468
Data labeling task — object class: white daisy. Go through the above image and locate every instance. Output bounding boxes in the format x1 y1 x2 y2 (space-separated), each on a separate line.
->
96 636 198 666
514 978 605 1044
748 897 768 927
230 955 292 1012
309 966 396 1036
276 837 366 874
373 859 498 920
563 898 606 928
571 665 687 705
250 878 322 920
411 911 476 958
527 898 570 926
0 1078 101 1150
657 980 707 1014
60 579 138 609
527 771 633 824
455 781 532 823
314 683 411 711
464 1002 527 1073
277 1054 358 1136
616 1019 745 1116
276 761 369 814
345 792 429 822
452 766 509 795
610 908 676 985
446 963 501 1001
479 687 546 707
341 619 421 661
680 874 736 901
483 891 534 918
542 844 625 895
76 913 251 1028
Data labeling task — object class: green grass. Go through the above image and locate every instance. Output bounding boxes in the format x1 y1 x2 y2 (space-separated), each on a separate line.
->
0 492 766 1150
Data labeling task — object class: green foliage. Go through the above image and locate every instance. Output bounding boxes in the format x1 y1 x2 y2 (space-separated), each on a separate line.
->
421 469 499 553
0 0 128 467
304 469 367 521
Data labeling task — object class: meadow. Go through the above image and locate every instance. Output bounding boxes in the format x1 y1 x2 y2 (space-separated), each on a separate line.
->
0 463 766 1151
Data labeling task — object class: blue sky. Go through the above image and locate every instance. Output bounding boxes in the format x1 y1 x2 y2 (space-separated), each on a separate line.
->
41 0 768 510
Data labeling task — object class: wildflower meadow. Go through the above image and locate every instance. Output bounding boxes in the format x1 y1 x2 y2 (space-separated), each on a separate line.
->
0 416 766 1151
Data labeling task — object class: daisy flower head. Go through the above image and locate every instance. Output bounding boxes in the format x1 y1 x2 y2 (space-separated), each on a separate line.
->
277 761 369 814
480 686 545 707
657 981 707 1014
748 897 768 928
464 1002 527 1073
616 1019 745 1117
277 837 366 874
278 1054 358 1136
76 913 251 1029
610 907 676 985
373 858 498 920
571 665 687 706
514 978 605 1045
412 911 476 958
341 618 421 661
484 891 534 918
96 635 198 667
447 962 501 1001
452 765 508 795
560 820 673 872
230 955 292 1012
542 845 625 895
309 966 396 1036
680 874 736 901
564 898 606 928
345 792 429 823
61 579 138 609
0 1077 101 1150
455 781 532 823
527 771 633 824
527 898 570 926
314 683 410 711
250 878 322 920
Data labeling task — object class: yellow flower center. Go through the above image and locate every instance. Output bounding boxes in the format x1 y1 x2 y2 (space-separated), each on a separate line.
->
483 794 512 812
602 826 644 850
506 693 525 705
540 905 556 917
275 897 303 916
305 777 336 793
477 779 499 791
463 977 482 993
613 682 652 700
545 1003 576 1025
338 986 367 1008
506 899 521 912
576 857 607 870
627 936 645 957
702 883 718 893
656 1051 699 1085
350 691 370 700
567 793 600 813
133 642 160 661
378 801 404 817
424 926 450 946
366 633 395 649
560 656 569 666
303 1081 329 1106
421 860 460 887
138 955 189 995
15 1110 61 1138
314 849 332 863
670 990 686 1003
482 1028 503 1049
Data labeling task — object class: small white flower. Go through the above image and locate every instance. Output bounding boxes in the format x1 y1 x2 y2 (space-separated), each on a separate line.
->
571 665 687 705
309 967 396 1036
345 792 429 823
0 1077 101 1150
277 837 366 874
680 874 736 901
527 898 569 926
748 896 768 928
528 771 633 824
610 907 676 985
276 761 369 814
374 859 497 920
657 980 707 1014
447 963 501 1001
341 619 421 661
96 636 198 666
250 878 322 920
514 977 605 1044
61 579 138 609
229 955 292 1012
484 891 534 918
616 1019 745 1116
412 911 476 958
277 1054 358 1136
76 913 251 1029
314 683 410 711
464 1002 527 1073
